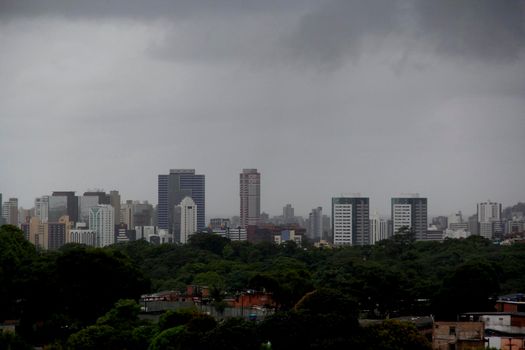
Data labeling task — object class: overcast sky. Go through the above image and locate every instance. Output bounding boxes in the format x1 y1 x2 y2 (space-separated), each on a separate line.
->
1 0 524 218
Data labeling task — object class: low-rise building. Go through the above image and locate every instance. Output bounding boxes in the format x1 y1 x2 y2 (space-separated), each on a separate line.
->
432 321 485 350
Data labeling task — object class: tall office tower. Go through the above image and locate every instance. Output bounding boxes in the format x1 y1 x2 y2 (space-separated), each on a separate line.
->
158 169 205 233
132 201 154 226
89 205 115 247
477 200 502 239
240 169 260 228
177 197 197 244
51 191 78 223
283 204 295 224
109 191 121 225
83 191 110 204
35 196 49 223
78 195 100 225
370 211 388 244
121 201 134 228
19 208 31 224
48 215 70 250
2 198 19 226
468 214 479 236
308 207 323 241
322 215 331 240
391 194 428 240
0 193 3 225
332 196 370 246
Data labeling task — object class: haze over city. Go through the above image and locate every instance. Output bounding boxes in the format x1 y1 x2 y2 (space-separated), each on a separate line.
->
1 0 524 217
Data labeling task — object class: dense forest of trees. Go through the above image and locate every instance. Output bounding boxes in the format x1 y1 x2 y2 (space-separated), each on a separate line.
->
1 223 524 349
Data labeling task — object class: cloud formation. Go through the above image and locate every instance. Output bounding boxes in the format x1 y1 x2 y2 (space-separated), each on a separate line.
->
0 0 524 217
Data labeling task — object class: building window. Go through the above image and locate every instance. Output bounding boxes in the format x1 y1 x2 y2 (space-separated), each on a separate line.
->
449 326 456 335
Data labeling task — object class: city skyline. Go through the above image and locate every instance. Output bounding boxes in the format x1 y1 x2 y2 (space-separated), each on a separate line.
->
1 1 524 218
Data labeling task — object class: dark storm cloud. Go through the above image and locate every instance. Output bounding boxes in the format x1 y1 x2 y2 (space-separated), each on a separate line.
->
414 0 525 62
2 0 524 66
0 0 304 20
288 0 405 67
288 0 525 66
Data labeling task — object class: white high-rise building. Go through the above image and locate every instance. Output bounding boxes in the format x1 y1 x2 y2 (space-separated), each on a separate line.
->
391 195 427 239
178 196 197 244
240 169 260 228
35 196 49 223
332 196 370 246
477 200 502 240
89 205 115 247
477 201 501 223
370 211 388 244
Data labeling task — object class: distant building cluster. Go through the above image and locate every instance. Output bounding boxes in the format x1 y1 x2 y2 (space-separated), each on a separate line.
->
1 169 524 250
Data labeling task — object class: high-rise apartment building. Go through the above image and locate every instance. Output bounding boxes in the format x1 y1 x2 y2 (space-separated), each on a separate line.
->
477 200 502 239
370 211 388 244
240 169 260 228
158 169 205 233
35 196 49 223
391 195 428 240
177 197 197 244
2 198 19 226
109 191 121 225
0 193 3 226
308 207 323 241
332 196 370 246
48 216 70 250
89 205 115 247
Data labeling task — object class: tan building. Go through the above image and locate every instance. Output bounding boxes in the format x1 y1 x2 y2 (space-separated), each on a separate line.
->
433 321 485 350
29 216 48 249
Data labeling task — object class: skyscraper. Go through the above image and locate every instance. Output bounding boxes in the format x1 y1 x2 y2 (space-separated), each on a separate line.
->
240 169 261 228
370 211 388 244
0 193 3 225
35 196 49 223
51 191 78 223
2 198 19 226
283 204 295 224
177 196 197 244
391 194 428 240
157 169 205 232
332 196 370 246
308 207 323 241
89 205 115 247
477 200 502 239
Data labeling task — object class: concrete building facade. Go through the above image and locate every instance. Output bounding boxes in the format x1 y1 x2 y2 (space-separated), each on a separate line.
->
240 169 260 228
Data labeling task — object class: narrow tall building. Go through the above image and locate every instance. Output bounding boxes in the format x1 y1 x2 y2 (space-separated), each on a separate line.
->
2 198 19 226
35 196 49 223
177 196 197 244
391 194 428 240
370 211 388 244
308 207 323 241
89 205 115 247
332 196 370 246
158 169 205 233
283 204 295 224
240 169 260 228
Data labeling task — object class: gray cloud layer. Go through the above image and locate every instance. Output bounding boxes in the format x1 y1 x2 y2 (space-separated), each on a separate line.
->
1 0 524 217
